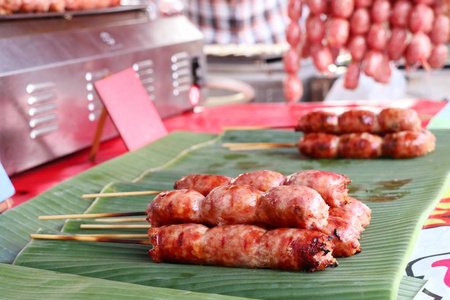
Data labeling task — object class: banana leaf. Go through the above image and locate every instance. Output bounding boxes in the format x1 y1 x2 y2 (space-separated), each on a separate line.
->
0 264 252 300
4 129 450 299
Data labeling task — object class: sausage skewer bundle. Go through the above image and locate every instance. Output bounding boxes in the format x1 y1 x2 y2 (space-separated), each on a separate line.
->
296 107 422 134
150 170 371 257
37 169 370 270
224 129 436 159
299 129 436 159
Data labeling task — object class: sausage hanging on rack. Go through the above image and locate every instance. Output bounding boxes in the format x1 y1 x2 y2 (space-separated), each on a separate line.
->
147 185 330 230
298 130 436 159
296 108 422 134
148 223 338 272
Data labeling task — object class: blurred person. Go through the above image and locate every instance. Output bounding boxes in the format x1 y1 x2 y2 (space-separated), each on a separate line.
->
184 0 288 44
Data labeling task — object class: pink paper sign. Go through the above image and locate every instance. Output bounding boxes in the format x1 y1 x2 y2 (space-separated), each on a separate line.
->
95 68 168 151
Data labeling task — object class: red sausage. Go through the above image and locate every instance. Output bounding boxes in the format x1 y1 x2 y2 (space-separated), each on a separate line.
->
414 0 434 5
331 0 355 18
300 40 311 58
373 53 391 84
348 35 367 61
371 0 391 23
409 4 434 33
286 21 302 47
428 44 448 69
283 74 303 102
391 0 413 27
325 18 350 47
430 14 450 44
283 48 301 74
350 8 371 35
311 44 334 72
306 14 326 42
367 24 389 51
344 62 361 90
387 27 409 61
363 50 383 77
405 32 432 66
330 46 341 63
306 0 327 14
355 0 372 8
432 0 448 14
288 0 303 21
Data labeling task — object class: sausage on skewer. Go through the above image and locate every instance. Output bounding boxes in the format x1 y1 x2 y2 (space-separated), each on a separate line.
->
174 174 232 196
174 170 352 208
147 185 367 257
285 170 351 207
147 185 330 230
296 108 422 134
231 170 286 192
298 130 435 159
149 223 338 272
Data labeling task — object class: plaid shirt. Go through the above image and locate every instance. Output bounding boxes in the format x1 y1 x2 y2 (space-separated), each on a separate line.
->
185 0 288 44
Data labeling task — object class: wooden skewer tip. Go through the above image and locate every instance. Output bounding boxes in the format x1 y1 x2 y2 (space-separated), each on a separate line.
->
30 233 151 245
80 224 151 229
38 211 146 220
82 190 161 199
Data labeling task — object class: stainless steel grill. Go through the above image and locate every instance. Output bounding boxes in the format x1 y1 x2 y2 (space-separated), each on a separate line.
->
0 7 206 175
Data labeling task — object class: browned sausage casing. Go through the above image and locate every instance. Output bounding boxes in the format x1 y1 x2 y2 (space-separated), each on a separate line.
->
148 185 330 230
284 170 351 207
297 108 422 134
232 170 286 192
146 189 203 227
174 174 233 196
149 224 338 272
298 130 435 159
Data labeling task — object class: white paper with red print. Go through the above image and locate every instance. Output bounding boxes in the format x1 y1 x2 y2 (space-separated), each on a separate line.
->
406 187 450 299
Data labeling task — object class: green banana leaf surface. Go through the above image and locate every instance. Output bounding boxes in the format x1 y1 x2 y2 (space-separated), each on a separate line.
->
3 129 450 299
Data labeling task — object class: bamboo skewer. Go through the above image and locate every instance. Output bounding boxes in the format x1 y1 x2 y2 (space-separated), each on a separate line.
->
223 142 297 151
39 212 145 220
30 234 151 245
82 190 161 199
80 224 151 229
94 217 148 223
67 233 148 238
222 125 295 131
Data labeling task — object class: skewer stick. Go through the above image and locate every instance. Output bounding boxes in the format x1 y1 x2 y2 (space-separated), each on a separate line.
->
80 224 151 229
73 234 149 238
223 142 297 151
38 212 145 220
94 217 147 223
30 234 151 245
419 114 432 120
222 125 295 131
82 190 161 199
